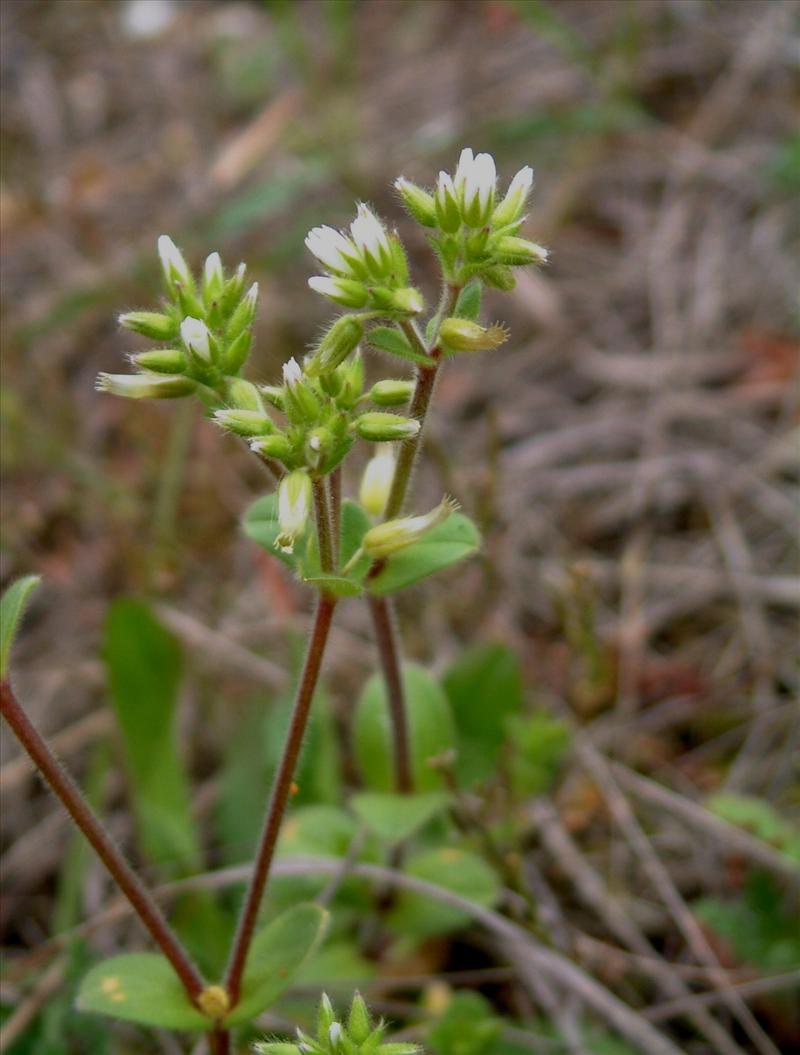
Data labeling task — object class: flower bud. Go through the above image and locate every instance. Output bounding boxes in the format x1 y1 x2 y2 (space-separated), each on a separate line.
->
483 265 516 291
363 497 458 558
368 379 414 406
318 993 337 1033
492 236 548 266
492 165 534 227
226 282 259 342
220 262 247 314
305 225 361 277
306 314 364 376
370 286 424 316
201 251 224 304
130 348 187 374
250 433 293 462
282 357 321 424
96 373 195 399
180 316 214 363
226 377 263 411
394 177 436 227
157 234 193 292
459 150 496 227
337 349 364 409
360 447 395 516
305 426 333 470
214 408 274 437
434 171 461 234
354 412 420 442
276 470 311 553
347 992 372 1044
258 384 285 410
118 310 178 341
439 317 508 353
221 329 253 375
308 275 369 309
350 203 392 279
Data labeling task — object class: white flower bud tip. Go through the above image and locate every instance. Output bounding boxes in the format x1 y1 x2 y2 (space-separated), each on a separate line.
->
329 1023 343 1045
244 281 259 307
204 251 223 285
180 316 212 361
282 356 303 390
157 234 191 285
350 203 390 260
360 447 396 516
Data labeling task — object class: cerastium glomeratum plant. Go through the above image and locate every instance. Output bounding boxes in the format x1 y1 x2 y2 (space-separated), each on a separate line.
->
0 149 546 1054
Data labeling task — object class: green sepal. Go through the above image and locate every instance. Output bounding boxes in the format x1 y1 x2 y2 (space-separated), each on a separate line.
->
453 280 482 321
367 513 480 595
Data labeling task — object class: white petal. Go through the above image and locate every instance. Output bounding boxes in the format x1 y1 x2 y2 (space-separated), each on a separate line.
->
282 356 303 389
454 147 474 189
204 251 223 284
180 316 211 360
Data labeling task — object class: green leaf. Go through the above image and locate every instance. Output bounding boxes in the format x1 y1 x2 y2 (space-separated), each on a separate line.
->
428 991 502 1055
242 493 300 569
103 600 200 873
77 953 209 1031
367 326 429 365
0 574 41 678
354 664 456 792
350 790 451 843
453 281 482 322
506 710 571 798
390 846 500 939
368 513 481 595
225 903 329 1024
443 644 524 784
340 499 371 572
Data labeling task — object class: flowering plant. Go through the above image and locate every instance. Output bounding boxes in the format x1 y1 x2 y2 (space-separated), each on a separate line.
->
1 149 545 1054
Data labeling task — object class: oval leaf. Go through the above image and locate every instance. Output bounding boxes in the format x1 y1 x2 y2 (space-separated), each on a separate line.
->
0 574 41 678
225 902 329 1024
368 513 480 595
354 664 456 792
350 790 451 843
77 953 209 1031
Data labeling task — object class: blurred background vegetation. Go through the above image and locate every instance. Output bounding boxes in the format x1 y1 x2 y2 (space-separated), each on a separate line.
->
1 0 798 1052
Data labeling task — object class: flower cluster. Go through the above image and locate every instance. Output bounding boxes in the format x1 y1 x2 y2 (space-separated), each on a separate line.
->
97 237 259 402
394 147 547 289
254 993 419 1055
306 204 424 316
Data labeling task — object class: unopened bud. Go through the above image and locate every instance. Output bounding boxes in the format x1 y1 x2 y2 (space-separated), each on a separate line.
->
227 282 259 342
214 408 274 437
258 384 285 410
492 165 534 227
347 991 372 1043
363 497 458 559
395 177 436 227
434 171 461 233
180 316 213 363
202 252 224 304
439 317 508 353
370 286 424 316
222 330 253 375
305 426 333 470
157 234 193 292
197 985 230 1020
130 348 187 374
318 993 337 1032
96 373 195 399
354 412 420 442
306 315 364 376
118 310 178 341
337 349 364 409
483 265 516 291
492 235 548 266
220 262 247 314
250 433 293 462
226 377 262 411
368 379 414 407
308 275 369 309
360 447 395 516
276 470 311 553
282 357 321 424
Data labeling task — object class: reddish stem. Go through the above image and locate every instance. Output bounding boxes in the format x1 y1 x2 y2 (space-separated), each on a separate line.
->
0 679 205 1001
366 595 413 792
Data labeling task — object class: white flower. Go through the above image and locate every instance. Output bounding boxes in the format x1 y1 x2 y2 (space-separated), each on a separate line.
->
157 234 191 287
454 147 475 190
282 356 303 390
359 447 396 516
305 225 357 274
203 251 223 286
180 316 212 361
462 151 496 218
277 470 312 553
350 203 390 261
308 276 342 298
95 372 194 399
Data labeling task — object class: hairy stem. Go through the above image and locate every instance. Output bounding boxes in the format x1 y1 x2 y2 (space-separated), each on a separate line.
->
366 595 413 793
328 466 342 567
224 588 337 1003
0 679 205 1001
312 476 335 574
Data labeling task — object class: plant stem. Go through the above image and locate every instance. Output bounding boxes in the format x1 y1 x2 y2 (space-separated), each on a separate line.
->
312 476 335 574
223 590 337 1004
210 1028 231 1055
0 679 205 1001
366 595 412 793
328 466 342 566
